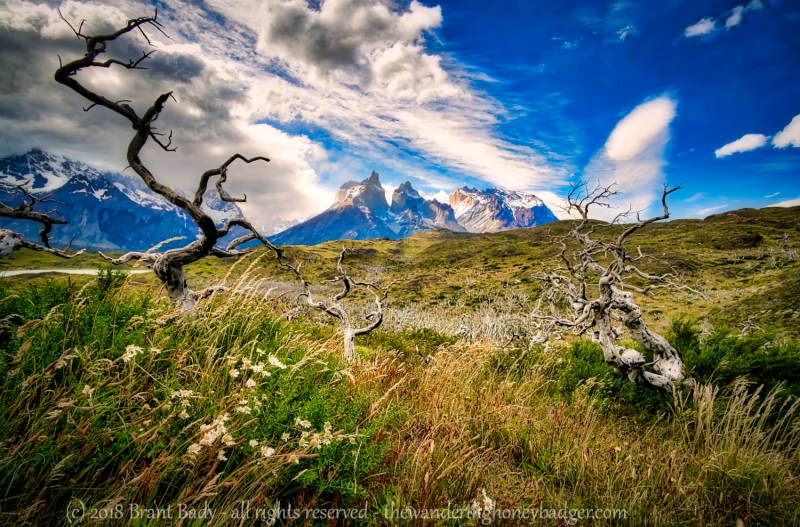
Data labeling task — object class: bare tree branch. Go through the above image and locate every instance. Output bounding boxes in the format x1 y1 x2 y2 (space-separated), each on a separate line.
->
530 182 708 393
54 12 281 309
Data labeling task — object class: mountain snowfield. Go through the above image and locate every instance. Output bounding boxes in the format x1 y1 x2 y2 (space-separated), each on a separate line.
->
0 149 248 251
0 150 558 250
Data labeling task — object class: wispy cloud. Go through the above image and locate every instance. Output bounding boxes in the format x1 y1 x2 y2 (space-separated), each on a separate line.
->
764 192 780 198
696 204 728 216
714 133 770 158
685 192 706 202
684 17 717 37
0 0 571 230
688 0 765 37
616 25 637 42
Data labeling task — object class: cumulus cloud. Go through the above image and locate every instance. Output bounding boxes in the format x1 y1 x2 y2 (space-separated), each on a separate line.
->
0 0 569 230
0 0 334 233
582 96 677 220
684 17 717 37
773 114 800 148
714 133 770 158
254 0 457 102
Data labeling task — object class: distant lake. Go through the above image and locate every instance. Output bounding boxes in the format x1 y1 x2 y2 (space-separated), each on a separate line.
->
0 269 152 277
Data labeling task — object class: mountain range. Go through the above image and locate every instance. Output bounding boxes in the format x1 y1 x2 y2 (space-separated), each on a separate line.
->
0 150 558 251
271 172 558 245
0 149 249 252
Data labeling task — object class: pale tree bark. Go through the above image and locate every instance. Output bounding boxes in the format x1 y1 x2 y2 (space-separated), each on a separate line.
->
0 181 85 259
53 10 281 308
281 247 397 361
529 182 708 393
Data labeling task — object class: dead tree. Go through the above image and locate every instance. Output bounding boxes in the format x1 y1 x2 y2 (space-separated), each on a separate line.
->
0 180 85 259
54 10 281 309
529 182 707 392
281 247 396 361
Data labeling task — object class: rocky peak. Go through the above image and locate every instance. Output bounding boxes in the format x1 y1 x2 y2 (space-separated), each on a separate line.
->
390 181 424 213
333 171 388 213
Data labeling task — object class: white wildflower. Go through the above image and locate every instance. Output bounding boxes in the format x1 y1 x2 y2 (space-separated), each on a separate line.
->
261 446 275 457
300 420 311 429
179 410 189 419
150 347 162 354
82 385 93 396
229 369 240 378
289 454 299 464
256 348 266 355
281 433 290 441
187 444 202 455
217 449 227 461
223 434 235 446
268 355 287 369
245 379 256 389
236 406 252 414
249 440 259 447
481 488 494 511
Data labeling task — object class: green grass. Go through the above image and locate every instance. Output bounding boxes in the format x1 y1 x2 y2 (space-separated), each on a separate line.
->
1 204 800 525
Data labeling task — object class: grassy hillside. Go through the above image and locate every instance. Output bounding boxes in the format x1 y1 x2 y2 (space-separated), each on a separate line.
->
1 206 799 525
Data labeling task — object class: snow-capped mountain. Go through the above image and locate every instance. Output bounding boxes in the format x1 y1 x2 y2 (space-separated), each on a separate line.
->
271 172 556 246
389 182 465 238
0 149 248 251
271 171 396 246
449 187 558 233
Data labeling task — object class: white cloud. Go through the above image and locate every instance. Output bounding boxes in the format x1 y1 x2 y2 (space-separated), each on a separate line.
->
772 114 800 148
764 192 780 198
773 197 800 208
419 189 449 203
616 25 637 42
0 0 570 231
604 97 677 161
747 0 764 11
685 192 706 202
714 133 770 158
726 6 745 29
684 17 717 37
582 96 677 221
696 204 728 216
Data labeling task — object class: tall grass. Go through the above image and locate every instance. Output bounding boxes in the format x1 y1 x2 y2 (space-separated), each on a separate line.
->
0 270 798 525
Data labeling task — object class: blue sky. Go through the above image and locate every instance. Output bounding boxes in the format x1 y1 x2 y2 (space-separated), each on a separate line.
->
1 0 799 228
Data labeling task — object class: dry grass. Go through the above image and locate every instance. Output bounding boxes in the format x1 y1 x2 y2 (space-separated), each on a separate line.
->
1 266 798 525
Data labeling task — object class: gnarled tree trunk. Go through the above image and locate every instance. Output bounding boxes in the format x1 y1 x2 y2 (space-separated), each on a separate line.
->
53 10 281 307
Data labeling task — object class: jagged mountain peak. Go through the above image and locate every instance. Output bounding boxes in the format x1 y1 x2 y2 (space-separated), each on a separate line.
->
449 186 556 233
333 171 388 212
